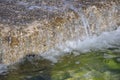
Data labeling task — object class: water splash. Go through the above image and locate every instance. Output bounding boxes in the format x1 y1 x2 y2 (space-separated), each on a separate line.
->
41 27 120 62
0 0 120 65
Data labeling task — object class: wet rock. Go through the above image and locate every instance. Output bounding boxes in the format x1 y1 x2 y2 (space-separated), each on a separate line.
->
0 0 120 65
116 58 120 62
0 64 8 75
25 75 47 80
0 50 120 80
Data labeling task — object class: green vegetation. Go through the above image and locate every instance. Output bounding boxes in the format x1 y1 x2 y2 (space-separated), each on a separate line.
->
51 50 120 80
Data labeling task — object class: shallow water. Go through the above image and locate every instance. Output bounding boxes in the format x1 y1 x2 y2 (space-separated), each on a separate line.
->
0 50 120 80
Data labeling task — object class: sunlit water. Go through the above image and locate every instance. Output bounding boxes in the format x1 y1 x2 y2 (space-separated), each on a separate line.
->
0 0 120 80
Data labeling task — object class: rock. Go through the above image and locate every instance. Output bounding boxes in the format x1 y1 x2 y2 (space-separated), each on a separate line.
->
116 58 120 62
0 0 119 65
0 64 8 75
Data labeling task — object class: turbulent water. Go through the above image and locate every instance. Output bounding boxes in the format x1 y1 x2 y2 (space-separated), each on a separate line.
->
41 27 120 62
0 0 120 80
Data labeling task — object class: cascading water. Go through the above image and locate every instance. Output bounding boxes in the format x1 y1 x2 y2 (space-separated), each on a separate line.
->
0 0 120 80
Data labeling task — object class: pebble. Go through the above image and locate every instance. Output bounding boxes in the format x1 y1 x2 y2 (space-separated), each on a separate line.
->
116 58 120 62
75 61 80 64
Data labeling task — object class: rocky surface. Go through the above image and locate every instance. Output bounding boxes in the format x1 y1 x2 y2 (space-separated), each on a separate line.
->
0 0 120 64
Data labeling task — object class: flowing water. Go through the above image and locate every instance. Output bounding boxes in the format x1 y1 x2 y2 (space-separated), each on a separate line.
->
0 0 120 80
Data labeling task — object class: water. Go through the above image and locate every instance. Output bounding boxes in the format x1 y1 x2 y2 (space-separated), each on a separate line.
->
0 50 120 80
0 0 120 80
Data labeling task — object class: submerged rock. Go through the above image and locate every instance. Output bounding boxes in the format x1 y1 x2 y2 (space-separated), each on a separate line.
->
51 51 120 80
0 50 119 80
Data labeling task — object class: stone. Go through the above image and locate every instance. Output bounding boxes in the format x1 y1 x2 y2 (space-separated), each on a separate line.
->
0 0 119 65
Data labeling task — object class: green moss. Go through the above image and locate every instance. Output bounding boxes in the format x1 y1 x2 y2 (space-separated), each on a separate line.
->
51 50 120 80
1 50 120 80
106 59 120 69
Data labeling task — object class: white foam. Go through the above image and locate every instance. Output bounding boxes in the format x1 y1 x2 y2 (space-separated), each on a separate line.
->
28 6 41 10
41 27 120 63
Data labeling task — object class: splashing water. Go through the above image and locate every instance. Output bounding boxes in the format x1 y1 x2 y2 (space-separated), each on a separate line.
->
41 27 120 62
0 0 120 79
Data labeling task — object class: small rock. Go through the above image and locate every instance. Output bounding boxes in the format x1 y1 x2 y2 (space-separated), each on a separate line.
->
75 61 80 64
26 76 32 79
116 58 120 62
0 64 8 75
